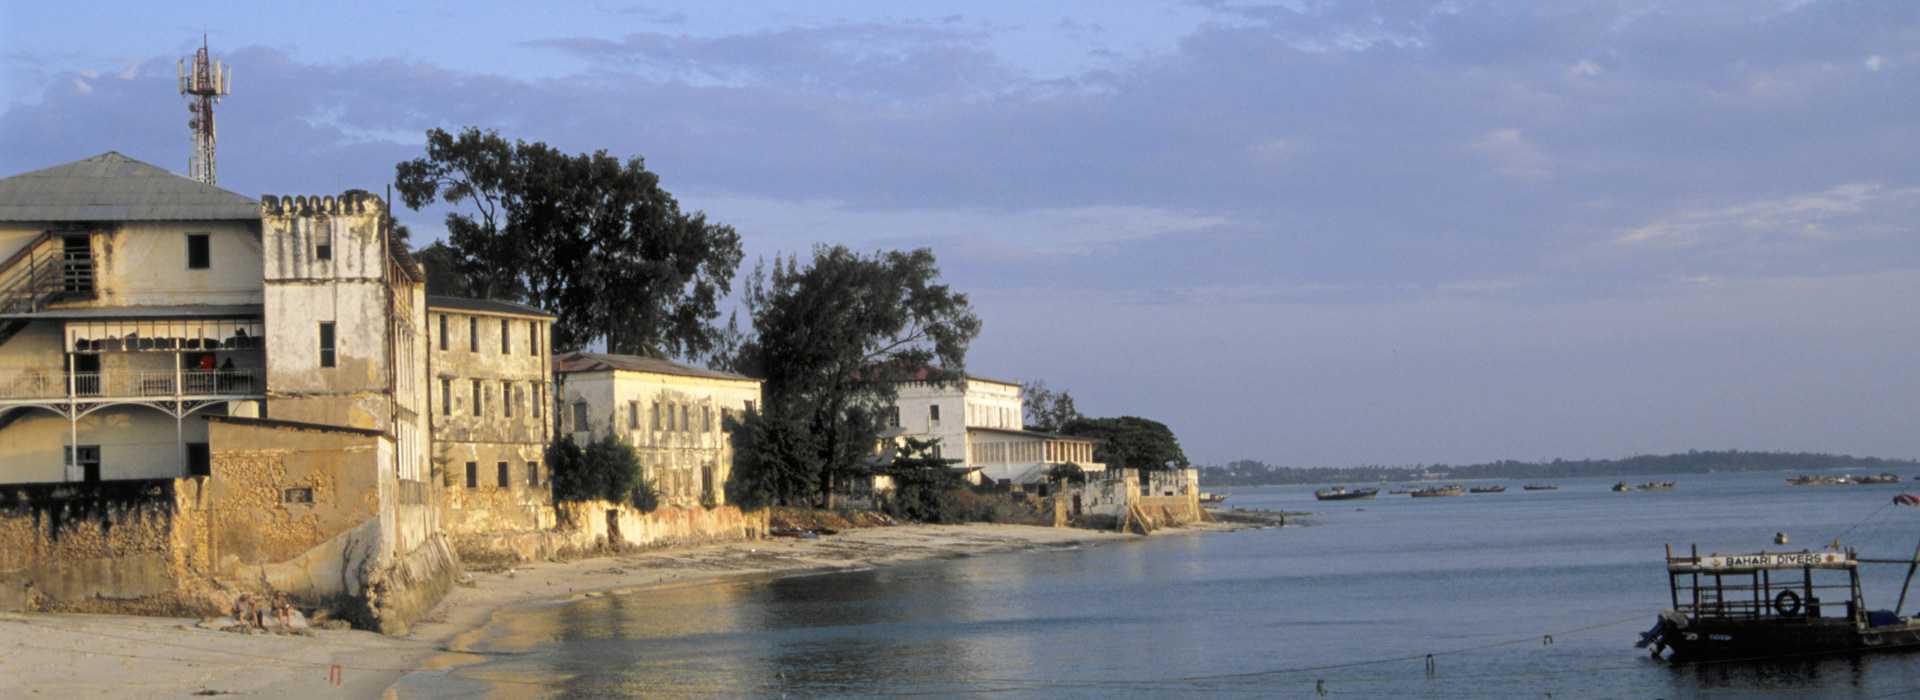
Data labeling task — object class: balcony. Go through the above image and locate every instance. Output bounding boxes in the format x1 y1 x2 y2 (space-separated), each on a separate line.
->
0 368 262 404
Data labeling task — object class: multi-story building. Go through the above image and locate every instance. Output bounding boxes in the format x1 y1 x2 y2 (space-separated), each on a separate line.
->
426 296 556 536
554 352 760 508
0 152 271 482
888 372 1103 485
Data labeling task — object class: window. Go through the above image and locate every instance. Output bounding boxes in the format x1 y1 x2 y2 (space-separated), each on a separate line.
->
667 403 677 431
528 461 541 486
497 462 510 487
472 379 483 416
186 442 211 476
438 315 448 351
929 404 941 422
572 402 588 432
533 385 543 418
501 319 511 354
503 381 514 417
704 407 712 433
681 405 689 433
318 322 336 368
315 233 332 261
186 233 210 269
441 379 451 415
465 462 478 488
887 406 900 427
701 465 715 503
745 400 755 414
652 402 662 430
66 445 101 482
283 487 314 504
469 317 478 352
628 401 640 429
529 320 539 356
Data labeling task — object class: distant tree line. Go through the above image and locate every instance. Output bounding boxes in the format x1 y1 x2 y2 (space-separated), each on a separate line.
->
1200 450 1920 486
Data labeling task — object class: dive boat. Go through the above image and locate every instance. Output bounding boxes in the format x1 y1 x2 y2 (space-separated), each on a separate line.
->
1639 544 1920 662
1468 485 1506 494
1410 485 1465 498
1522 484 1558 491
1314 486 1378 501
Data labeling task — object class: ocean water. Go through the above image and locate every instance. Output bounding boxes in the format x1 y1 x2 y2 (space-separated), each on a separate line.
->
399 471 1920 698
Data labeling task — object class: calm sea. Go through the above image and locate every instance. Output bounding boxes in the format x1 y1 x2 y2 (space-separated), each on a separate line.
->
397 470 1920 698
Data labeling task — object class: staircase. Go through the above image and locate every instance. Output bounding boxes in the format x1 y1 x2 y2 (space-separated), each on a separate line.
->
0 232 86 346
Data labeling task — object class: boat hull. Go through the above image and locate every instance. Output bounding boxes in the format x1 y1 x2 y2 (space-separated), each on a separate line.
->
1655 617 1920 663
1314 491 1377 501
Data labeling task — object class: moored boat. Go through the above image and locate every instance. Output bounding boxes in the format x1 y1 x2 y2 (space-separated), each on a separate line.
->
1314 486 1378 501
1639 481 1676 491
1639 543 1920 663
1199 492 1228 504
1410 485 1465 498
1522 484 1558 491
1612 482 1632 492
1468 485 1506 494
1858 473 1903 485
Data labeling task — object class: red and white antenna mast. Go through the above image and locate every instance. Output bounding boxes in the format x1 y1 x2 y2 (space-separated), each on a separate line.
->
177 36 231 185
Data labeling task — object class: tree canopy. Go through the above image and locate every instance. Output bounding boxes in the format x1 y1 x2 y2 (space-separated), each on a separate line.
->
394 127 742 357
721 245 981 506
1061 416 1190 472
1021 380 1080 433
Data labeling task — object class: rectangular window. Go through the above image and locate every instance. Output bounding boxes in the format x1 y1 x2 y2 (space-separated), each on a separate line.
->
929 404 940 422
704 406 712 433
888 406 900 427
186 233 210 269
497 461 510 488
282 487 314 504
441 379 451 415
315 233 332 261
629 401 640 429
501 319 511 354
667 404 677 431
438 315 448 351
503 381 514 417
472 379 483 416
469 317 478 352
186 442 211 476
318 322 336 368
529 320 539 355
681 405 689 433
572 402 588 432
652 402 662 430
745 400 755 415
465 462 478 489
533 385 543 418
528 461 541 486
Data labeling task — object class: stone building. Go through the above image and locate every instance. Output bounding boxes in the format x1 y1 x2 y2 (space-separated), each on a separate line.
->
554 352 761 508
888 372 1103 485
426 296 556 539
0 153 454 633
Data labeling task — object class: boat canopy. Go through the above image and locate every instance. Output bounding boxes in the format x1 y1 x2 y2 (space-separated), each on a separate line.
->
1669 550 1855 574
1896 494 1920 506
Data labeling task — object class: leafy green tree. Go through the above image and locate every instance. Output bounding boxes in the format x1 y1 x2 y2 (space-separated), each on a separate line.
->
722 246 981 506
412 241 473 297
551 433 659 509
1047 462 1086 485
878 437 965 523
725 406 821 509
1061 416 1190 472
1021 380 1080 433
394 127 743 356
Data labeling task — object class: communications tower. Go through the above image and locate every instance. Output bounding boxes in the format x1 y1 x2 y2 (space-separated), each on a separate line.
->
177 36 231 185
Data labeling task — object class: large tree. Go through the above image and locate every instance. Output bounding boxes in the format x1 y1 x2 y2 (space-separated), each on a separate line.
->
1021 380 1080 433
723 245 981 506
1061 416 1190 472
394 127 742 357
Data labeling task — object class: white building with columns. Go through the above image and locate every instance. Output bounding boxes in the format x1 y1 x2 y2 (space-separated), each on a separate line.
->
887 371 1103 485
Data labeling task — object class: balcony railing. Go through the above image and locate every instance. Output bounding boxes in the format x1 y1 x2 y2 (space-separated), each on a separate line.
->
0 369 261 401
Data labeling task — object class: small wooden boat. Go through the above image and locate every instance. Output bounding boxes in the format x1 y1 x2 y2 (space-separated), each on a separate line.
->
1314 486 1378 501
1469 485 1506 494
1522 484 1558 491
1387 489 1414 495
1199 493 1228 504
1858 474 1903 485
1410 485 1464 498
1639 481 1676 491
1612 482 1633 492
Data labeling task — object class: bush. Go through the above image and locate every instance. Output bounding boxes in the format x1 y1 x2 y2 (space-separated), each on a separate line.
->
552 433 657 511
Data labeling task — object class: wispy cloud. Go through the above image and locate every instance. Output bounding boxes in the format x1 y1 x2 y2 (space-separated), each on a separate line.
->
1617 183 1920 247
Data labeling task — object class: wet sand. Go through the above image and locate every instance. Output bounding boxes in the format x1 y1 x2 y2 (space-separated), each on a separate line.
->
0 522 1235 698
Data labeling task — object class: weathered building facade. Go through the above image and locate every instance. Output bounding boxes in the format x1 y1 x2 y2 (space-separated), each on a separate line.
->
555 352 761 508
426 296 556 540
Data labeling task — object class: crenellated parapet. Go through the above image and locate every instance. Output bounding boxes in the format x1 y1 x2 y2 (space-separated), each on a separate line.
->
258 191 384 217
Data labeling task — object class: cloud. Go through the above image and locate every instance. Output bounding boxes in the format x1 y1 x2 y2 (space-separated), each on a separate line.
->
1468 128 1551 181
1617 183 1920 247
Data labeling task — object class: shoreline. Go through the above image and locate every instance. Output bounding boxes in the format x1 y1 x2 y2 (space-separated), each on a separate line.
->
0 521 1244 698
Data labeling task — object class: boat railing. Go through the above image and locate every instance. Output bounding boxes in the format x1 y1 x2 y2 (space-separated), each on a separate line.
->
1665 544 1865 622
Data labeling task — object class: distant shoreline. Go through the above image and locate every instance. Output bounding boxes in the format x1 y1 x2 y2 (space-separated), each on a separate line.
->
1201 450 1920 487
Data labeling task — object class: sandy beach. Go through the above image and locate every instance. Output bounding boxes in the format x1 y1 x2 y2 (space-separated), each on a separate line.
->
0 522 1239 698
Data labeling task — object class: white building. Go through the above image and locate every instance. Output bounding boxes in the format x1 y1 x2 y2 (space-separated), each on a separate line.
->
554 352 762 508
888 372 1103 485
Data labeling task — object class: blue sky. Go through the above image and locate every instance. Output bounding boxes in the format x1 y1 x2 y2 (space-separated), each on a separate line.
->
4 1 1917 466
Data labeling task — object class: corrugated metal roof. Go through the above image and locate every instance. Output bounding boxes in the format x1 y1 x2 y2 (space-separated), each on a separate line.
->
426 295 555 319
553 351 756 382
0 152 259 222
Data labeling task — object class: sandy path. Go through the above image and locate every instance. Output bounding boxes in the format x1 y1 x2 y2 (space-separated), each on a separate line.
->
0 522 1243 698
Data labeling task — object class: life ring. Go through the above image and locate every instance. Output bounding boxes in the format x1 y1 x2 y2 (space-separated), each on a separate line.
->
1774 589 1804 617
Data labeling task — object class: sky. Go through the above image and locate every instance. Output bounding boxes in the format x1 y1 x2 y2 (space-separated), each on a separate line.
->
3 1 1917 467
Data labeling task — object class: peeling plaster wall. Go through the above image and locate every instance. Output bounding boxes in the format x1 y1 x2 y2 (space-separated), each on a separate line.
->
428 307 553 539
559 369 761 509
0 480 220 616
259 194 394 431
0 220 263 309
553 501 766 552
